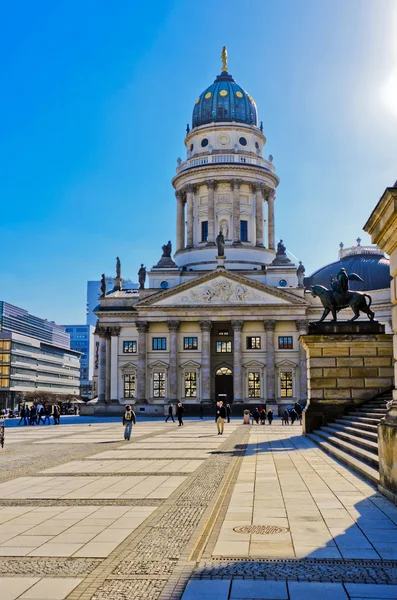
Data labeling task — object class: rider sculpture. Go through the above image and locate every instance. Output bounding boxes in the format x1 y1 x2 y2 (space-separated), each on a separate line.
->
312 268 375 322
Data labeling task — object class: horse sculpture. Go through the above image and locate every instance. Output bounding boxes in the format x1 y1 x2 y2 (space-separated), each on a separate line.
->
312 284 374 322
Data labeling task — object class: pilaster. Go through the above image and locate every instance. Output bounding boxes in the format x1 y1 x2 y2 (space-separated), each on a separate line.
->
168 320 180 402
136 321 149 402
264 320 276 404
200 320 212 401
232 320 244 403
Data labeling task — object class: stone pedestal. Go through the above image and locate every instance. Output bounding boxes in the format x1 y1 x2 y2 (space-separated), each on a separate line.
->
378 408 397 504
216 256 226 268
301 324 393 434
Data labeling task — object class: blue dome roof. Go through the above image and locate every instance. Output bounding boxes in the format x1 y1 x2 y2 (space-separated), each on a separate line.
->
304 252 391 291
192 71 258 129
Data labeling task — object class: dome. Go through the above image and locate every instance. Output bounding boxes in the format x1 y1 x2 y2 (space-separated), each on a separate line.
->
192 71 258 129
304 250 391 292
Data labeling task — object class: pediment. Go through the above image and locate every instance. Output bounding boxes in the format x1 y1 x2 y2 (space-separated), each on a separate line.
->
180 360 201 369
243 360 265 368
137 270 307 308
275 360 298 368
120 361 137 370
148 360 169 370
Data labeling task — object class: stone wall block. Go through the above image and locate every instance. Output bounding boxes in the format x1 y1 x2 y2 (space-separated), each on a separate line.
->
311 378 337 388
310 368 323 378
379 367 395 377
351 367 378 378
352 388 381 399
364 357 392 367
310 389 324 399
307 347 323 357
324 389 352 399
323 367 350 378
365 377 393 388
337 357 364 367
323 347 350 357
350 346 377 356
310 358 336 368
337 378 364 388
378 346 394 356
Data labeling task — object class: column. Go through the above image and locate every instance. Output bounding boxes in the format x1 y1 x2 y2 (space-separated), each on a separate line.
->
255 183 264 247
296 320 308 402
200 320 212 401
97 334 107 403
232 179 241 244
232 320 244 402
136 321 148 401
168 320 180 401
264 320 276 404
176 190 185 251
185 185 194 248
105 334 111 402
206 180 216 245
267 190 275 250
110 327 120 402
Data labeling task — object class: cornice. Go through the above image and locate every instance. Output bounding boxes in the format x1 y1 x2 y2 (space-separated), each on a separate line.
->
172 164 279 189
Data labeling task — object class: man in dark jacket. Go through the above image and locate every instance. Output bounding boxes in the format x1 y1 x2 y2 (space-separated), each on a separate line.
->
216 401 227 435
165 404 175 423
176 403 185 426
226 403 231 423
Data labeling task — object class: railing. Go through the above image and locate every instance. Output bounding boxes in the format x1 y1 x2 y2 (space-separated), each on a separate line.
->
176 153 274 174
338 246 384 259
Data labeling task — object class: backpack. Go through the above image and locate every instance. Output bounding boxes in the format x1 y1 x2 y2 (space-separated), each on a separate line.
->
125 411 132 421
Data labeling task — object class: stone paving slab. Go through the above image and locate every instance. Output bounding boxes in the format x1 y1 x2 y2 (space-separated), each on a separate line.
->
0 475 186 500
0 506 155 557
40 459 203 475
0 577 82 599
91 449 212 460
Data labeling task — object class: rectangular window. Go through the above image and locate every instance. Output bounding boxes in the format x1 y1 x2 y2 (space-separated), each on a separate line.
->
216 341 232 353
240 220 248 242
0 340 11 351
153 372 165 397
183 337 198 350
123 341 137 353
278 336 293 349
247 336 261 349
152 337 166 351
124 373 136 398
184 371 197 397
201 221 208 242
218 329 229 336
280 372 293 397
248 371 261 398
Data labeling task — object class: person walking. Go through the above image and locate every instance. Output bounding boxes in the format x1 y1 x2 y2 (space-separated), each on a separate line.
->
29 404 36 426
165 404 175 423
43 404 51 425
282 409 289 425
294 402 302 424
53 404 60 425
216 400 227 435
267 408 273 425
253 408 260 425
122 404 136 440
176 403 185 426
18 405 26 426
226 403 231 423
260 408 266 425
290 408 298 425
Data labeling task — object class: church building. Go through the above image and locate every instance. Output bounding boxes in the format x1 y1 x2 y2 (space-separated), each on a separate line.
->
92 51 392 415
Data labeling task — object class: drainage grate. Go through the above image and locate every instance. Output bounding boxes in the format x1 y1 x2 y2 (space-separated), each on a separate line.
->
233 525 289 535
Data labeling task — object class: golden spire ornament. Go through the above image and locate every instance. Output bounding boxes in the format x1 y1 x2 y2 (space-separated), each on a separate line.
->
221 46 228 72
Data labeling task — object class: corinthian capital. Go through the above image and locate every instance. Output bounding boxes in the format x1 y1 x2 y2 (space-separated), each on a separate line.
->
185 184 194 194
231 320 244 332
175 189 183 201
199 320 212 332
167 320 180 332
136 321 149 334
295 320 308 333
264 320 276 331
108 326 121 336
232 179 242 190
94 325 109 338
267 189 276 202
205 180 217 191
253 182 264 193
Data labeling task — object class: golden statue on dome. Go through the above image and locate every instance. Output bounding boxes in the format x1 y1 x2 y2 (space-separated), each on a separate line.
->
221 46 228 72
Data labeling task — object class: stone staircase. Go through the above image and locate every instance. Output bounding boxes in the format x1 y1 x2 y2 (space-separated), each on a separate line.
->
307 390 392 485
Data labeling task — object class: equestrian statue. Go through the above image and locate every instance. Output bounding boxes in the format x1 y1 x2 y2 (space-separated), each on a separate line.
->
311 268 374 322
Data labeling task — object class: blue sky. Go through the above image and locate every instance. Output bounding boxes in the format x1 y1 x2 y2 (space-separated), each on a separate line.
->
2 0 397 324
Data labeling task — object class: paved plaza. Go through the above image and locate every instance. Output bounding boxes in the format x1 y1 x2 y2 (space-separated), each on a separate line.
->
0 418 397 599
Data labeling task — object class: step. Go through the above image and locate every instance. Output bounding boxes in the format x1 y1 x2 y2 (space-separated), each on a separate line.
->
307 433 379 485
327 422 378 442
342 416 382 425
352 411 386 419
335 419 378 433
320 426 378 454
311 429 379 468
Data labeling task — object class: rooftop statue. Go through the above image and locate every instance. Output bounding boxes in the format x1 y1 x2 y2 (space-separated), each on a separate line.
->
100 274 106 298
138 264 146 290
162 241 172 258
216 231 225 257
277 239 286 255
312 268 374 322
296 261 305 288
221 46 228 72
116 257 121 279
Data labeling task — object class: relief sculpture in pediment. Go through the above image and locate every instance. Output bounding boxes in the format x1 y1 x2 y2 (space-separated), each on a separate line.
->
180 278 262 304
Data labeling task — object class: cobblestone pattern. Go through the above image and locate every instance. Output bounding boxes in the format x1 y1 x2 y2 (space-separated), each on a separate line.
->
114 559 178 576
195 558 397 584
0 498 162 507
91 579 166 599
0 558 101 576
34 472 192 478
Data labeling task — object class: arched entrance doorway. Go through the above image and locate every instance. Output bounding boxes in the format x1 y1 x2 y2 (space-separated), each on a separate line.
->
215 367 233 404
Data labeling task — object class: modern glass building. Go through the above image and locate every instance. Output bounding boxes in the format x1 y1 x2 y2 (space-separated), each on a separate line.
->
62 324 94 398
0 301 81 410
